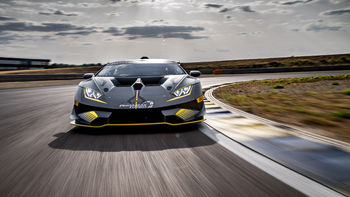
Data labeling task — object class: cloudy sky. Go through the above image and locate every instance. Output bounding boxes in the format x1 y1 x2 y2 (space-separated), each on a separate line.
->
0 0 349 64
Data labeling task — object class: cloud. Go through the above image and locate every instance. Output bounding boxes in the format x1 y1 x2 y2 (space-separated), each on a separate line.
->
216 49 230 53
194 48 206 53
106 12 120 16
38 12 51 15
39 10 78 16
0 22 94 33
0 33 16 44
262 8 294 15
56 30 97 36
322 8 350 16
163 33 206 40
237 31 262 36
54 10 78 16
306 23 341 32
123 26 206 40
41 35 54 40
329 0 347 4
238 32 248 36
0 16 15 21
124 26 204 39
218 6 255 13
219 8 233 13
204 4 223 8
281 0 312 5
151 19 165 23
239 6 255 13
102 27 122 36
103 25 207 40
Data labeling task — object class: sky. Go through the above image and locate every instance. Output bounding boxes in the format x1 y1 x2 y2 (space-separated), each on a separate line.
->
0 0 350 64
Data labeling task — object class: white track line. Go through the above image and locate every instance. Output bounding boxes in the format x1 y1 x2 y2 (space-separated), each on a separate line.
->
199 123 344 197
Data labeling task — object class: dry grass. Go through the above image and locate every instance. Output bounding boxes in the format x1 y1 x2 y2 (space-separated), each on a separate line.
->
214 74 350 143
182 53 350 70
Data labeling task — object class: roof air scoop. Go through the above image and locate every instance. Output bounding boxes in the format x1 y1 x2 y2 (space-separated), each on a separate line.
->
132 78 144 90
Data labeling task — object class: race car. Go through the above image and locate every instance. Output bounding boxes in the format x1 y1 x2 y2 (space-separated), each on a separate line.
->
70 58 205 128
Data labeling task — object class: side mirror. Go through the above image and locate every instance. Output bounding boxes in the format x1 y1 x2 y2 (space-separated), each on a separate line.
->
190 70 201 77
83 73 94 79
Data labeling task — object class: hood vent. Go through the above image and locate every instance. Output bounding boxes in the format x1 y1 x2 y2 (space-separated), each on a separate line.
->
132 78 144 90
112 77 137 86
112 76 166 87
140 76 165 86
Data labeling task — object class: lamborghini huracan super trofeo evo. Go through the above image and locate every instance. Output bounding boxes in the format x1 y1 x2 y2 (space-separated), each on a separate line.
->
70 58 205 128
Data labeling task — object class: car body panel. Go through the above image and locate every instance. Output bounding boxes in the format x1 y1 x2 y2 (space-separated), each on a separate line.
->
70 59 205 127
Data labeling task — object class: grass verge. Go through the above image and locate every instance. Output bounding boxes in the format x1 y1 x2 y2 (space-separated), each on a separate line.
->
214 74 350 143
182 53 350 70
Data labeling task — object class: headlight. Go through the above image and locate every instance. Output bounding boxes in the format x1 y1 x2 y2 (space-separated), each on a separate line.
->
83 87 107 104
173 85 192 97
84 87 102 99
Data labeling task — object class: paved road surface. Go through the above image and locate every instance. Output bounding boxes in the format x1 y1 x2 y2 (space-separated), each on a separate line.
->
0 71 349 197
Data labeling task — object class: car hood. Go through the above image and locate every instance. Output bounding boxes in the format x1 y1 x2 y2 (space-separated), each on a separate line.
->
79 75 199 109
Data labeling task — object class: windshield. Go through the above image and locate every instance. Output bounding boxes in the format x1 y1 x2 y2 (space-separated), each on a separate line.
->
97 63 186 77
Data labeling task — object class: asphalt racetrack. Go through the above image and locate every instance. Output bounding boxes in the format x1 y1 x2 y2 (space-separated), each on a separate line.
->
0 71 349 197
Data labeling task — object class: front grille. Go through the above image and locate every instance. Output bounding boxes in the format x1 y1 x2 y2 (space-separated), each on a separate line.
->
109 109 164 123
75 99 203 114
74 98 204 124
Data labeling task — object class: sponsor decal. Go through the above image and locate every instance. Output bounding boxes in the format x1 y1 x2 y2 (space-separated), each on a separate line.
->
119 101 154 109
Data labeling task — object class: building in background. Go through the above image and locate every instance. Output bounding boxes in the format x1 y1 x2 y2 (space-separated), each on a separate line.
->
0 57 50 70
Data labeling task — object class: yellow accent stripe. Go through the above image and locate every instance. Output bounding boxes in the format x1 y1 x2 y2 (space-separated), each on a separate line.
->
167 86 193 102
74 100 79 107
70 119 205 128
135 90 139 109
